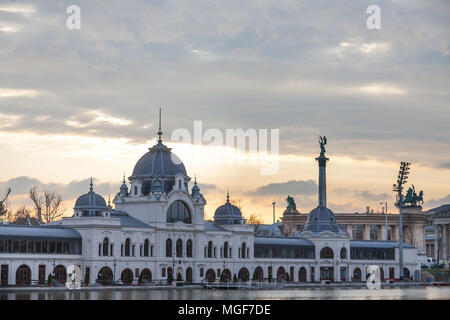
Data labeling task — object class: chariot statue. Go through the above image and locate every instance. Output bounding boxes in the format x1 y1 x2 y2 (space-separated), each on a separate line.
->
404 185 424 207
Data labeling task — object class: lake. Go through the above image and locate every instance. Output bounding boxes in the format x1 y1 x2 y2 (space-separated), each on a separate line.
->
1 286 450 300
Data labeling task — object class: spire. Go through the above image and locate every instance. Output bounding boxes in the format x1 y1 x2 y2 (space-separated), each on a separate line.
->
123 172 126 184
157 107 163 143
194 174 197 185
89 177 93 192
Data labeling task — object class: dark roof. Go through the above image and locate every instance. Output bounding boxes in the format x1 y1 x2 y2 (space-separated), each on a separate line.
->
132 142 187 178
110 211 153 228
350 240 414 249
0 224 81 240
204 221 227 232
254 236 314 247
425 204 450 217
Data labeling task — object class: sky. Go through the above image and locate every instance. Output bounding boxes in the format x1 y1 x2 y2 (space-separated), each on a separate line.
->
0 0 449 223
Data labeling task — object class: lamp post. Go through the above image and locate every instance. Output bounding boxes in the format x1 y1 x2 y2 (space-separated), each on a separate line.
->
393 161 411 281
113 259 116 285
272 202 276 224
380 202 388 240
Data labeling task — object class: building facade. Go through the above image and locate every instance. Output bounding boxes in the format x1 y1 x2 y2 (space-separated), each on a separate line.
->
0 131 420 286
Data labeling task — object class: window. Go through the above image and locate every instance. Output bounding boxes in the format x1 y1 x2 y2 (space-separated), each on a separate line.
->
132 245 135 256
186 239 193 258
176 239 183 258
166 239 172 257
200 268 204 277
207 241 213 258
103 238 109 256
224 242 229 258
144 239 149 257
162 267 166 277
124 238 131 257
166 201 192 224
134 186 138 195
241 242 246 259
340 247 347 259
320 247 334 259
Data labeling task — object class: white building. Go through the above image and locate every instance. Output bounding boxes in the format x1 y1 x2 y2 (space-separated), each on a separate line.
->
0 129 421 286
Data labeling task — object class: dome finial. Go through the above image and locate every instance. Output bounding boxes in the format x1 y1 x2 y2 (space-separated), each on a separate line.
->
123 172 126 184
157 107 163 143
90 177 93 192
194 174 197 185
226 189 230 202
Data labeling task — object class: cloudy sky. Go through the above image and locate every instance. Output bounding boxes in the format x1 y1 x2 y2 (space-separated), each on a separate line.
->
0 0 449 222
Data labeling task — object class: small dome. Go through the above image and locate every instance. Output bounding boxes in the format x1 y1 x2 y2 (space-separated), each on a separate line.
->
191 176 200 197
214 192 242 225
74 180 107 217
131 142 187 178
303 205 343 234
119 175 128 196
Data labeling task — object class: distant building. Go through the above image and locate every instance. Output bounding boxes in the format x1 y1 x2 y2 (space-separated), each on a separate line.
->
0 127 421 286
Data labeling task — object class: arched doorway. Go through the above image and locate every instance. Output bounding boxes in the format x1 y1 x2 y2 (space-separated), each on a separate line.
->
53 265 67 284
403 268 410 279
298 267 307 282
121 268 133 285
167 267 173 283
220 269 232 282
276 267 286 280
253 267 264 281
186 267 193 283
98 267 113 285
320 247 334 259
205 269 216 283
389 267 395 279
353 267 362 281
139 268 152 284
238 268 250 282
16 265 31 286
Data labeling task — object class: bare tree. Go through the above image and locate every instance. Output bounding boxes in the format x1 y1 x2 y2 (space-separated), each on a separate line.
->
29 187 65 223
280 223 297 237
244 213 263 234
0 188 11 222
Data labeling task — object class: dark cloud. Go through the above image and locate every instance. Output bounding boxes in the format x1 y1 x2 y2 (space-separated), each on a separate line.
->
435 162 450 170
425 194 450 209
0 176 119 202
245 180 317 196
353 190 390 201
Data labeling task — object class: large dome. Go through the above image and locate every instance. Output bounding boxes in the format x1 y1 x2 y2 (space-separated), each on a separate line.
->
131 142 187 178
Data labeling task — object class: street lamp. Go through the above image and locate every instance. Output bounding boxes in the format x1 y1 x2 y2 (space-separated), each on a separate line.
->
380 202 388 240
393 161 411 281
272 202 276 224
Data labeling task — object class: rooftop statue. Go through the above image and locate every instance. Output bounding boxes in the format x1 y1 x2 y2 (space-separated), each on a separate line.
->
286 195 296 210
404 185 424 207
318 136 327 157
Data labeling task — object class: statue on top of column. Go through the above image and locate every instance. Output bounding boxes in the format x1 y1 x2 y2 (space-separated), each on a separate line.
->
318 136 327 157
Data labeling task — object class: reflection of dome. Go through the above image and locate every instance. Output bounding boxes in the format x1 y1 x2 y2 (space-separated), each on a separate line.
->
214 192 243 225
131 142 187 178
74 180 107 217
303 205 343 234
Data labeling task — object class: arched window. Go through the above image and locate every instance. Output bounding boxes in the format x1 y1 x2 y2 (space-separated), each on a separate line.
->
144 239 149 257
241 242 246 259
207 241 213 258
186 239 193 258
176 239 183 258
166 239 172 257
320 247 334 259
224 242 229 258
166 200 192 224
340 247 347 259
134 186 138 195
103 238 109 256
124 238 131 257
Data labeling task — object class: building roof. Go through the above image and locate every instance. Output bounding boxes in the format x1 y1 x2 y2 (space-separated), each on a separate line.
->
350 240 414 249
254 236 314 247
204 221 228 232
131 142 187 178
425 204 450 217
110 211 154 228
303 205 347 235
0 224 82 240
